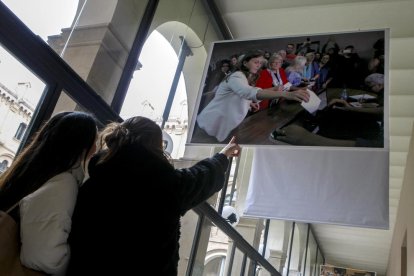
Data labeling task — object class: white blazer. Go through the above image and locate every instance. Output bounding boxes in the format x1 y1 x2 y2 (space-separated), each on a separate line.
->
197 71 261 142
19 165 84 276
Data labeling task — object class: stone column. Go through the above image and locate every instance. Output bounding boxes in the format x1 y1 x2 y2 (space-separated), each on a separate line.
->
47 0 146 112
258 250 284 276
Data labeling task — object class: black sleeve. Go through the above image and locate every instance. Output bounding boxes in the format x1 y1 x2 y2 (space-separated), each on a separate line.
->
175 153 229 214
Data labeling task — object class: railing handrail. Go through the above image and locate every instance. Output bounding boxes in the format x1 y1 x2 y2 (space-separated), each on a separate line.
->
193 202 282 276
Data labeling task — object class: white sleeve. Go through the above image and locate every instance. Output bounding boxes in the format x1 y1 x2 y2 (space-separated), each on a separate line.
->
19 173 78 275
227 72 261 101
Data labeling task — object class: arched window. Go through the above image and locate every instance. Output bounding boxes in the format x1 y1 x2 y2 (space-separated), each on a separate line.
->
14 122 27 140
203 255 226 276
0 160 9 173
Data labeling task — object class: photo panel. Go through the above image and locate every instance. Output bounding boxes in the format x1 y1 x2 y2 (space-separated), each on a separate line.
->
189 30 387 149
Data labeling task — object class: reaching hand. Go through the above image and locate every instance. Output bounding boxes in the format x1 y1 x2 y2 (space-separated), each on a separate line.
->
272 85 283 92
328 98 350 107
284 89 310 103
220 136 241 158
271 125 311 145
249 102 260 113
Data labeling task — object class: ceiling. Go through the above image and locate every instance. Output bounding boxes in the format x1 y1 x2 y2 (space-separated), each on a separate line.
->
212 0 412 275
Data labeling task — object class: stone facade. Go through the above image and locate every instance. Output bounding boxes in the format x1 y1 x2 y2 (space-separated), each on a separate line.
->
0 82 34 173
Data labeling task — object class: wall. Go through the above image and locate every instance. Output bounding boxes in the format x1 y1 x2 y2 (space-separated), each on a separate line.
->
222 1 414 274
387 122 414 275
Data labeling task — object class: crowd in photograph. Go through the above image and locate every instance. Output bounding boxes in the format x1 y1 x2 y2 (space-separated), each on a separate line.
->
194 36 385 147
203 37 384 99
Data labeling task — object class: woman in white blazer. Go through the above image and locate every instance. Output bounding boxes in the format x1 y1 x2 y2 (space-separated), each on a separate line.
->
197 50 309 142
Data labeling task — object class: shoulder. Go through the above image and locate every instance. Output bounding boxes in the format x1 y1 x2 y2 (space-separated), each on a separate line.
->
20 172 79 220
88 145 174 178
25 172 78 200
259 69 271 77
230 71 246 79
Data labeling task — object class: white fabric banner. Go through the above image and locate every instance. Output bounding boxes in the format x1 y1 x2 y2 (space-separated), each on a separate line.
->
244 147 389 229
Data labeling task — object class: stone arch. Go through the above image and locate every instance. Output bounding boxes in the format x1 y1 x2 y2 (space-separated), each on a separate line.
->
155 21 207 123
204 249 227 275
57 1 213 121
0 153 15 166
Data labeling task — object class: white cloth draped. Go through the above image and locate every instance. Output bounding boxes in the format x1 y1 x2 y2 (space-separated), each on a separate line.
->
244 147 389 229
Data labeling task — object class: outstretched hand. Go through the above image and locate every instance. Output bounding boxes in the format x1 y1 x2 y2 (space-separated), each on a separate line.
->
220 136 241 158
270 124 356 147
271 125 311 145
328 98 350 107
284 89 310 103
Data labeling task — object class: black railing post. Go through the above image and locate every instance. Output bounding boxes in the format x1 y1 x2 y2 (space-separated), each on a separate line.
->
286 222 295 276
185 214 205 276
227 243 236 276
217 157 233 215
111 0 159 114
302 224 311 276
161 36 193 128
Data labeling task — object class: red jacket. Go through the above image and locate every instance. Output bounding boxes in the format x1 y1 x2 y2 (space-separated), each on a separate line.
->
256 69 288 109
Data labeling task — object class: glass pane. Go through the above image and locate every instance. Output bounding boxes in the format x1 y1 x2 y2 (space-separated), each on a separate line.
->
119 30 186 159
2 0 77 50
288 223 308 276
266 220 293 274
4 0 150 107
203 255 225 276
0 44 46 168
305 231 317 276
185 213 264 276
316 247 324 275
203 225 228 276
119 0 223 159
177 210 199 276
232 247 249 276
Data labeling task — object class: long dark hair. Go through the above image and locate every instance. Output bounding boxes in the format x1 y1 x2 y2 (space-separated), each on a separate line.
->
98 116 170 165
0 111 98 210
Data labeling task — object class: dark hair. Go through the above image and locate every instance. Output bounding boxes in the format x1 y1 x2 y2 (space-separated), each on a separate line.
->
98 116 169 165
227 50 263 84
220 59 231 66
373 38 384 58
0 111 97 210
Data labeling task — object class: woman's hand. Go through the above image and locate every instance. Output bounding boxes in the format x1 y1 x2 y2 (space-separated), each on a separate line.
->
249 102 260 113
284 89 310 103
271 125 356 147
220 136 241 158
328 98 350 107
272 85 283 92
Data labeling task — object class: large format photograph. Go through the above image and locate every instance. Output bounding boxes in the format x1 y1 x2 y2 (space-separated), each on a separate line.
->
189 30 386 148
320 264 376 276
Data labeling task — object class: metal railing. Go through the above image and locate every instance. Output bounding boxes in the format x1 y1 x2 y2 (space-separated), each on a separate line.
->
192 202 281 276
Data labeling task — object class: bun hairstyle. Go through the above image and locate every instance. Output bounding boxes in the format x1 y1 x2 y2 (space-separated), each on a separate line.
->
98 116 168 164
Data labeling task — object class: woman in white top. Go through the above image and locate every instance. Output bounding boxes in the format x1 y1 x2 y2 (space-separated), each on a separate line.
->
0 111 98 275
197 50 310 142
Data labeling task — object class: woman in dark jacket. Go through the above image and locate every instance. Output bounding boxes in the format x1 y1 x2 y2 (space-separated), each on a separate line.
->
67 116 240 276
